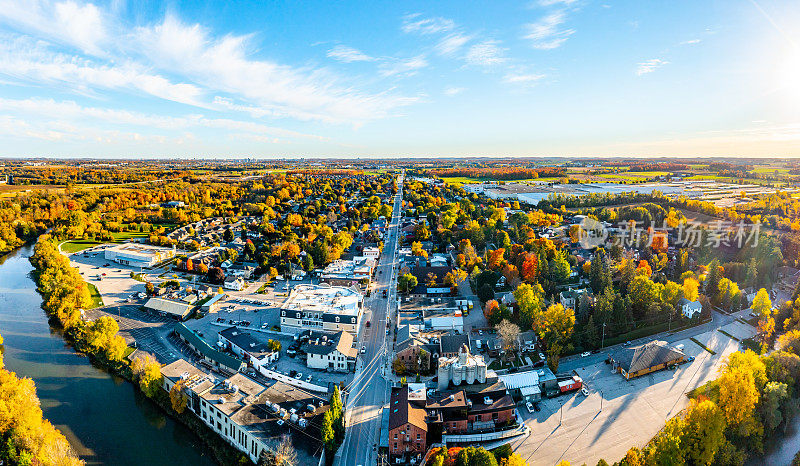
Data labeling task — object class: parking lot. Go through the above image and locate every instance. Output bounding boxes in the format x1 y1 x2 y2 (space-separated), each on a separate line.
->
84 304 189 365
66 246 170 305
184 306 356 390
512 318 757 465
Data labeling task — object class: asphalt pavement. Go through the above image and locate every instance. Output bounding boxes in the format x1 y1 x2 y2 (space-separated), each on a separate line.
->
337 174 403 466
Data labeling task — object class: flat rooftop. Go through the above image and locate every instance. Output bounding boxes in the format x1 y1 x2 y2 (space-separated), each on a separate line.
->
281 284 362 314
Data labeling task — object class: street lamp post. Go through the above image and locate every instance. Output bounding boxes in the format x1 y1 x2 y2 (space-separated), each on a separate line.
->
601 322 606 349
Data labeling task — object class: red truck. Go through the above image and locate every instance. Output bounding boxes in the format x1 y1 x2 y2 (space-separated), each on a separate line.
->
558 376 583 393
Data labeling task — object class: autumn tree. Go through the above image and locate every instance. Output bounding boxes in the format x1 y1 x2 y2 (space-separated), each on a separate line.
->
513 283 545 331
170 379 188 414
717 351 764 426
398 273 418 293
484 300 500 321
681 399 726 465
541 304 576 372
682 277 699 302
131 354 162 398
496 319 520 359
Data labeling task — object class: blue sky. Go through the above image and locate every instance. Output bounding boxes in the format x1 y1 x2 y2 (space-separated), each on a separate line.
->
0 0 799 158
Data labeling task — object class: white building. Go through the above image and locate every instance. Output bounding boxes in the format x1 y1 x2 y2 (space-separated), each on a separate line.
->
224 276 245 291
425 312 464 333
104 243 176 268
218 327 279 371
679 298 703 319
302 330 358 372
363 246 380 259
280 284 364 336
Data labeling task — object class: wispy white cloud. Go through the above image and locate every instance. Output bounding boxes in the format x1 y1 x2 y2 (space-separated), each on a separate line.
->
503 72 545 84
536 0 579 6
379 55 428 77
0 37 205 106
0 0 108 54
327 44 373 63
0 97 329 141
465 41 506 66
401 14 454 35
680 39 701 45
436 33 472 56
523 11 575 49
0 1 420 126
134 15 419 124
444 87 465 96
636 58 669 76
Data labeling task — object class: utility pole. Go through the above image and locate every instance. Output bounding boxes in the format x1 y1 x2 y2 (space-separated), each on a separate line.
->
601 322 606 349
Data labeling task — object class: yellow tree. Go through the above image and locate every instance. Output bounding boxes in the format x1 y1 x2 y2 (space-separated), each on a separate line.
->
717 368 759 425
682 399 726 465
683 277 699 302
170 379 188 414
541 303 576 372
131 355 163 398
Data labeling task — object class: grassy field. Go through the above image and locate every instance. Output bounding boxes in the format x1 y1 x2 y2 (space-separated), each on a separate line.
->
684 174 786 186
752 167 790 174
61 240 101 253
62 230 151 253
596 171 670 182
0 184 66 198
86 283 104 309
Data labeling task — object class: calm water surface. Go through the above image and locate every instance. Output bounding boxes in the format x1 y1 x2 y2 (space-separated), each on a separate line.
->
0 245 216 466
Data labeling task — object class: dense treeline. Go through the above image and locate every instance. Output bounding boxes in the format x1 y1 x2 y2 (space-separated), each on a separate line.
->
30 236 128 364
0 334 84 466
6 166 191 185
423 167 566 180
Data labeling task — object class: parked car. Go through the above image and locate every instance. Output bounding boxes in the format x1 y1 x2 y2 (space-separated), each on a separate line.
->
581 387 589 396
526 402 535 414
306 374 312 383
687 356 695 362
538 352 546 360
360 346 366 354
366 320 371 328
581 351 591 357
295 372 303 380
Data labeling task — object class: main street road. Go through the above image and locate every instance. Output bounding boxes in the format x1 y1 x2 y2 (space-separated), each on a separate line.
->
337 174 403 466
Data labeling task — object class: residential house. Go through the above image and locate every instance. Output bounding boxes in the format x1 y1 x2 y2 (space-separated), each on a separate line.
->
302 330 358 372
679 298 703 319
224 276 245 291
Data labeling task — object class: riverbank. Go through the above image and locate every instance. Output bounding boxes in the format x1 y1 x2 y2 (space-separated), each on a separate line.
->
18 239 254 465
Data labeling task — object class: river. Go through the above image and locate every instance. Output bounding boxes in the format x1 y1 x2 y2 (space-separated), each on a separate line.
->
0 245 216 466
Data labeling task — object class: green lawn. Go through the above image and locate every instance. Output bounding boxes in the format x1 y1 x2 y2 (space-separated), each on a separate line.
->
86 283 104 309
752 167 789 174
61 240 102 253
62 230 153 253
